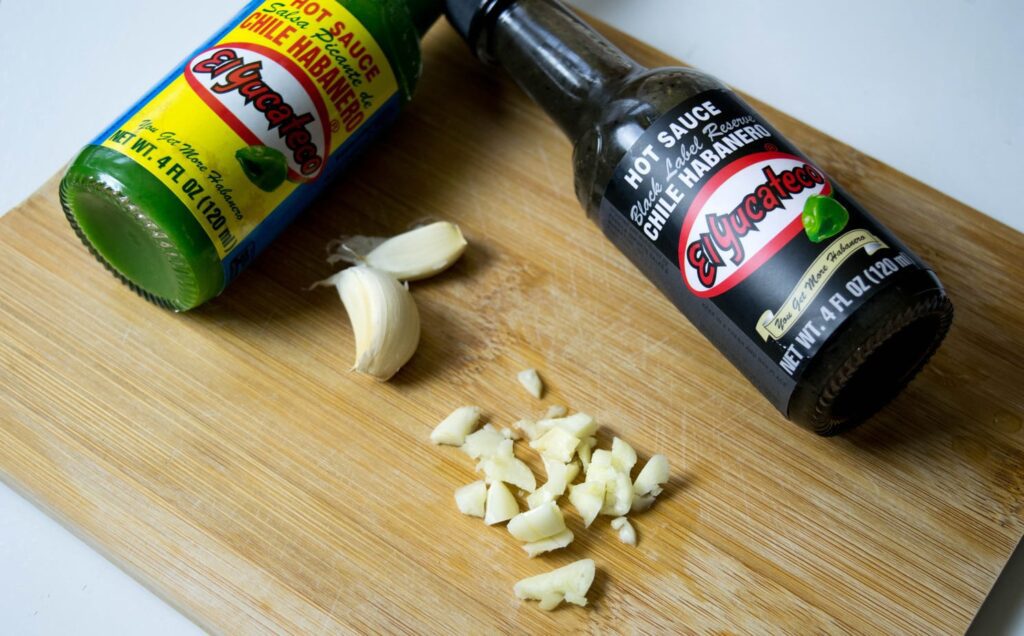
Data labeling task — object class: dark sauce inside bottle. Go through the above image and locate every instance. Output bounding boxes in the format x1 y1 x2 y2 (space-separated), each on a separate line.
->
448 0 953 435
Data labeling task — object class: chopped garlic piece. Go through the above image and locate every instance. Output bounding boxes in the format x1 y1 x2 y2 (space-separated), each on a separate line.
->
611 437 638 473
542 458 579 497
517 368 544 399
461 423 505 459
501 427 520 440
513 559 596 610
484 481 519 525
569 481 605 527
578 436 597 470
454 481 487 518
544 405 568 419
536 412 597 439
634 454 670 497
507 501 567 542
530 427 580 463
586 449 615 482
610 517 637 546
514 419 541 441
523 529 574 558
601 473 634 517
526 488 555 510
479 441 537 492
430 406 482 446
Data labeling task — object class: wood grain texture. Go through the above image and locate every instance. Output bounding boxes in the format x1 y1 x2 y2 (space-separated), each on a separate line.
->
2 19 1023 636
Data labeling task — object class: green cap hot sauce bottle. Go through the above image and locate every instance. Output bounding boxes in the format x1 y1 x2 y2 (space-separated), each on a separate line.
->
60 0 442 311
446 0 954 435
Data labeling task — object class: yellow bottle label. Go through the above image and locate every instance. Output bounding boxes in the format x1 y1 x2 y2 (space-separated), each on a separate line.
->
100 0 398 259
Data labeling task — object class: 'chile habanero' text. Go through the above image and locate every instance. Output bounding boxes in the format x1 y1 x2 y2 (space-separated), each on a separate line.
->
240 5 384 132
687 162 827 288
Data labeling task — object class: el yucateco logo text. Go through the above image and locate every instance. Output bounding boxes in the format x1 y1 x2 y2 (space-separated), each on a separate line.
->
187 43 331 181
681 152 831 297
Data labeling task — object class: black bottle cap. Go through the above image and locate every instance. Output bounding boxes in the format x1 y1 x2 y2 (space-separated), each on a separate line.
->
445 0 517 57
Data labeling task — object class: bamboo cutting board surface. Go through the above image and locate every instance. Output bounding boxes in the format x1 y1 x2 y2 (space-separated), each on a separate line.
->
2 20 1023 635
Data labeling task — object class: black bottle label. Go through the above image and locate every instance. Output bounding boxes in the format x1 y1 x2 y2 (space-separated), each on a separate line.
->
599 89 928 413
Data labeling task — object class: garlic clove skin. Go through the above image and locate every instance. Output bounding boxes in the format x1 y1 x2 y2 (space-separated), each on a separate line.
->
484 481 519 525
514 559 596 610
454 481 487 518
522 529 574 558
507 501 567 542
430 406 482 446
517 368 544 399
327 266 421 381
362 221 468 281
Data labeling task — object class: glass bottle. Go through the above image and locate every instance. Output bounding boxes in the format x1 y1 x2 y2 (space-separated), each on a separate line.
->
447 0 953 434
60 0 443 311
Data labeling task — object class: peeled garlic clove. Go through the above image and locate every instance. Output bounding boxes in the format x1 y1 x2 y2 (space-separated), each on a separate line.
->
611 437 638 473
529 427 580 463
430 406 482 446
508 501 567 542
568 481 605 527
634 454 670 496
514 559 596 610
461 423 505 459
324 265 421 381
454 481 487 518
485 481 519 525
517 368 544 399
610 517 637 546
362 221 468 281
522 529 574 558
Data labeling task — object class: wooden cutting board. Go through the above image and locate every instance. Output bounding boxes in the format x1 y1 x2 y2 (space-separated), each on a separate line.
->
1 19 1022 635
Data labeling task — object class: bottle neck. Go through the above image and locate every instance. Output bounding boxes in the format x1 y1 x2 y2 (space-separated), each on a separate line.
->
480 0 641 141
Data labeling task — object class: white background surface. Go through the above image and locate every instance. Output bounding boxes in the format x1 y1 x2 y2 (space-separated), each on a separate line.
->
1 0 1021 634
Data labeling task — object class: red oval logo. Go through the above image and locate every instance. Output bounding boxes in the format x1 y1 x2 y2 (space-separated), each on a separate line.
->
679 152 831 298
186 42 332 182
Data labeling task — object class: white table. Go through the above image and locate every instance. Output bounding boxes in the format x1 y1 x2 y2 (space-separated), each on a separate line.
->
1 1 1021 633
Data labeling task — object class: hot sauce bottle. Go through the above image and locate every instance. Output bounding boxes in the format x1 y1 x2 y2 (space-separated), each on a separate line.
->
60 0 443 311
446 0 953 434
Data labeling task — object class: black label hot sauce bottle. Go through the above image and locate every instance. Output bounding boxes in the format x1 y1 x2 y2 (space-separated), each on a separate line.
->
447 0 953 435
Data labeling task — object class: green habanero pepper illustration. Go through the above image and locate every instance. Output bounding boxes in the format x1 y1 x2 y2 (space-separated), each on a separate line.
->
235 145 288 193
802 194 850 243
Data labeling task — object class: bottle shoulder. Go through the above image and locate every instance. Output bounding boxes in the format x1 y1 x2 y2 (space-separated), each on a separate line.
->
572 67 726 215
344 0 430 100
